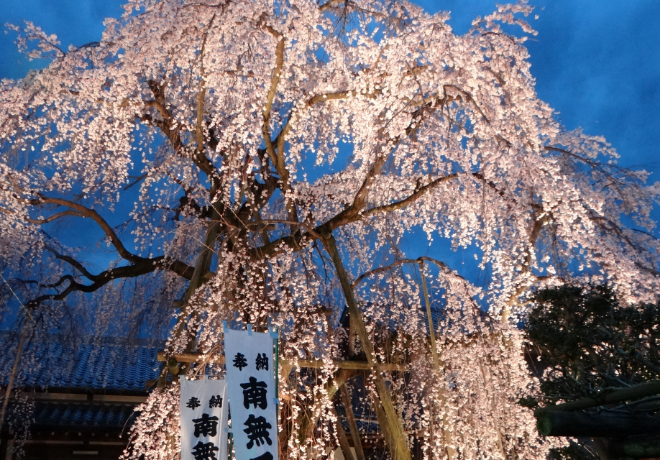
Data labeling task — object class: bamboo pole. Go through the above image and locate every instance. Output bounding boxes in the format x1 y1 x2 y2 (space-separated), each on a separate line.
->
419 263 456 460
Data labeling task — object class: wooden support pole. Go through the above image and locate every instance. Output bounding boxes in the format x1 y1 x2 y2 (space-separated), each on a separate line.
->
419 263 456 460
0 325 28 430
322 233 411 460
340 385 366 460
333 407 356 460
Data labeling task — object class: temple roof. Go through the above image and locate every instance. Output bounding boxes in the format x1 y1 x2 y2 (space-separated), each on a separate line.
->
0 332 163 393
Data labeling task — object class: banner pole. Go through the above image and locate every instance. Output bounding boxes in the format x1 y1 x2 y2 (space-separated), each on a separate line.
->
270 321 280 439
228 432 234 460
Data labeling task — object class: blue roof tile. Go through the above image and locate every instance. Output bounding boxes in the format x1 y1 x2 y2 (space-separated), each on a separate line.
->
31 401 137 430
0 333 163 392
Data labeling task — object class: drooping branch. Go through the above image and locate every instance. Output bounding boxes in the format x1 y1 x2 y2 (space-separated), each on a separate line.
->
362 173 459 217
44 244 98 281
25 209 84 224
352 255 490 323
273 90 353 153
252 169 508 260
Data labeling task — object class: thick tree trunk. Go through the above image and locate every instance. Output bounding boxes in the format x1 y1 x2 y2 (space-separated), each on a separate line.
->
537 410 660 437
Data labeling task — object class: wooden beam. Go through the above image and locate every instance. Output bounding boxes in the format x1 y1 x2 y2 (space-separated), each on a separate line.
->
537 410 660 437
290 359 401 371
535 380 660 416
334 408 356 460
156 352 402 371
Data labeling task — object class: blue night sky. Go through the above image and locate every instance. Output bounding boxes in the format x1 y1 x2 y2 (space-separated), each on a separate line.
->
1 1 660 290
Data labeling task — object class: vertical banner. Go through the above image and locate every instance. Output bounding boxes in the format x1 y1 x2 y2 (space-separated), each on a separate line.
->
180 376 228 460
224 328 278 460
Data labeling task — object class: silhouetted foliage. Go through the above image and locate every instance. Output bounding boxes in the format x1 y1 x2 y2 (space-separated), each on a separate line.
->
526 284 660 403
546 440 597 460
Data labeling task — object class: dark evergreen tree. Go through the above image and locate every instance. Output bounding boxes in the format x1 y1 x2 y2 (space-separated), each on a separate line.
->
526 285 660 404
524 285 660 460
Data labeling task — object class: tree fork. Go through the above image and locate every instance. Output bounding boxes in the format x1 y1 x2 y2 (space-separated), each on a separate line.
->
321 232 412 460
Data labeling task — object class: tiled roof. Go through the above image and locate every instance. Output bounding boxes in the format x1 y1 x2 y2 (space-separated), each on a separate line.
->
31 400 138 430
0 333 163 392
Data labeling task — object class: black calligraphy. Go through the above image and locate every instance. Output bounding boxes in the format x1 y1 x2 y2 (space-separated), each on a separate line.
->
240 377 268 410
233 352 248 370
255 353 269 371
208 395 223 408
243 414 273 449
192 413 219 438
191 440 219 460
186 397 201 410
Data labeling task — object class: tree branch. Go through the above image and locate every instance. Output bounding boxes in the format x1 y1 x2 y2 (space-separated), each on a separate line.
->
25 210 84 224
30 194 143 264
25 254 193 310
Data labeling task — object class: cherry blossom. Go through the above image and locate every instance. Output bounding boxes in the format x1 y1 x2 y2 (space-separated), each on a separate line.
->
1 0 658 458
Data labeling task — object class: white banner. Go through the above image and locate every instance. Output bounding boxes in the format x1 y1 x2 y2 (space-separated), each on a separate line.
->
180 376 228 460
224 328 278 460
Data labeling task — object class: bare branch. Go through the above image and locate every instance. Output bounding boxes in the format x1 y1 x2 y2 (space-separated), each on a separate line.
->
31 194 143 263
25 210 84 224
